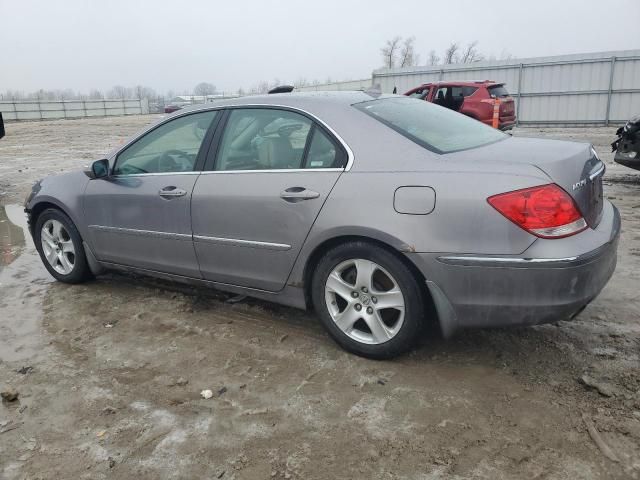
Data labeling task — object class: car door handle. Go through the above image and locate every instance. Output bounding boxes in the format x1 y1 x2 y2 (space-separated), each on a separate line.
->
159 186 187 198
280 187 320 202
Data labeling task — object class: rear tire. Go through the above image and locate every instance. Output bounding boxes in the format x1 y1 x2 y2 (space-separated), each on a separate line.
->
34 208 92 284
311 241 425 359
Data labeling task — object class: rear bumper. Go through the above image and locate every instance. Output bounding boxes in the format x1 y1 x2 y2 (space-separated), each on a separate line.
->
408 201 620 336
480 117 516 130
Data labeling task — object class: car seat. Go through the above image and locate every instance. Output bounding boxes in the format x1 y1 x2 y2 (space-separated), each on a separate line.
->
257 137 297 169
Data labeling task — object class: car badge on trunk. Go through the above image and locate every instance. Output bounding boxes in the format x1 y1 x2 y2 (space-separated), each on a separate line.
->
572 178 587 190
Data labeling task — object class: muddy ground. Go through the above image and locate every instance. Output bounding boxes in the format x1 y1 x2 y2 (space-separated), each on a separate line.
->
0 116 639 479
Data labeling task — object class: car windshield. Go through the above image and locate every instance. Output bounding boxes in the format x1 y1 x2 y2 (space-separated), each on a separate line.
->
354 97 506 154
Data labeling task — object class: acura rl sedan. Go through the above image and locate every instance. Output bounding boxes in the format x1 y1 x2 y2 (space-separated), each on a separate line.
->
23 91 620 358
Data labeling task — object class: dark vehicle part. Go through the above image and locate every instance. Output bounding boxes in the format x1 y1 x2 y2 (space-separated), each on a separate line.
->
268 85 295 94
612 115 640 171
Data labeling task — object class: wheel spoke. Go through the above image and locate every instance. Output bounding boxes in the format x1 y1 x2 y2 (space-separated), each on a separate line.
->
52 221 63 240
354 259 374 291
41 228 55 244
374 289 404 310
58 252 74 273
364 311 392 343
45 247 58 265
334 305 361 332
326 272 354 301
61 240 75 254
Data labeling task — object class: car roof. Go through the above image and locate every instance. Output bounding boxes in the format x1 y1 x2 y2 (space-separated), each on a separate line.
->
180 90 392 114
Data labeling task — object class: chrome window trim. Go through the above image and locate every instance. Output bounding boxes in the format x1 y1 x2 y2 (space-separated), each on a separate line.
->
111 103 355 173
110 171 201 178
193 234 291 251
199 168 343 175
89 225 192 241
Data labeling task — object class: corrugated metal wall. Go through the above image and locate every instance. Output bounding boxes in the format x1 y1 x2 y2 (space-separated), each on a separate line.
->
372 50 640 126
0 98 149 121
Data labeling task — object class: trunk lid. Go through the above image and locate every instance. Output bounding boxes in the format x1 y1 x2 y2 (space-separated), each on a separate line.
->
452 137 605 227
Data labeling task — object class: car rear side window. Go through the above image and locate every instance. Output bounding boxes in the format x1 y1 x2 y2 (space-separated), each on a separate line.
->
214 108 347 171
354 97 506 154
462 86 478 97
487 85 510 97
215 109 313 171
304 127 344 169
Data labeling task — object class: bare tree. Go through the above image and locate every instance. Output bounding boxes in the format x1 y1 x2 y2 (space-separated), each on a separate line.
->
88 89 104 99
428 50 440 66
399 36 418 67
499 49 513 61
460 41 484 63
443 42 460 64
256 81 270 94
134 85 157 99
193 82 216 96
381 36 402 68
108 85 128 99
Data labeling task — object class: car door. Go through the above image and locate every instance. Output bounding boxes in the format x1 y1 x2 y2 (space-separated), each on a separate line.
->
191 107 349 292
84 110 220 277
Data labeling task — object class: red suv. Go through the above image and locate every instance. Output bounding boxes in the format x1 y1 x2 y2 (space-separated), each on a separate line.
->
404 81 516 130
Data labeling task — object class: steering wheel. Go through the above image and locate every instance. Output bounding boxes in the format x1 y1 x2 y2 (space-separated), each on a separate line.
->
157 149 193 172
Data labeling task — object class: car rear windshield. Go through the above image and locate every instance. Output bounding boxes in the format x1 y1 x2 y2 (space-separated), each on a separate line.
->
487 85 510 97
354 97 506 154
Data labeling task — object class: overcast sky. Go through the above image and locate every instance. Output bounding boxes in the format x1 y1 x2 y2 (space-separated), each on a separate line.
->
2 0 639 95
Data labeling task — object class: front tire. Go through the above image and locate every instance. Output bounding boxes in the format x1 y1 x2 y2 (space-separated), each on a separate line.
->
34 208 92 283
311 241 425 359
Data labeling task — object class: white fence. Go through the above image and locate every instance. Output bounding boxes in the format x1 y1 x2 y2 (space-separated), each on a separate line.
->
300 50 640 126
373 49 640 126
0 98 149 121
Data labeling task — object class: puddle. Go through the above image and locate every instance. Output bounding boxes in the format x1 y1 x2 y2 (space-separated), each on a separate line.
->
0 204 28 271
0 204 51 362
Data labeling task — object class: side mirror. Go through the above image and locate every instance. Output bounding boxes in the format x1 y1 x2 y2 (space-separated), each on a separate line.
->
85 159 110 179
0 112 5 140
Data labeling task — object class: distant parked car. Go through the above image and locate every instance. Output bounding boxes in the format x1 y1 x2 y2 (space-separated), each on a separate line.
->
405 81 516 130
164 104 183 114
24 92 618 359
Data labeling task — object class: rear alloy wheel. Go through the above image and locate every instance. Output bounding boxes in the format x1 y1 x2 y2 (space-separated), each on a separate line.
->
312 241 425 359
35 208 92 283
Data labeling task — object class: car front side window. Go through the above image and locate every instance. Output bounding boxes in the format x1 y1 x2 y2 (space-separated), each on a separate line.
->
114 110 218 175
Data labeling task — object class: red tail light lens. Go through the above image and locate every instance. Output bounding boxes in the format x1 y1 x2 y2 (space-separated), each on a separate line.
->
488 184 587 239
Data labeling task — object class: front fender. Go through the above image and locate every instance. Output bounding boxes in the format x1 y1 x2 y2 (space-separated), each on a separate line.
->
26 171 90 240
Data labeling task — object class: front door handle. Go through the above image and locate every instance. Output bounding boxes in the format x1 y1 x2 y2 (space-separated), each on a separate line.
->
159 186 187 198
280 187 320 203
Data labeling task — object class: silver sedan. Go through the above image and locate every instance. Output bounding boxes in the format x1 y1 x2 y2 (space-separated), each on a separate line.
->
23 92 620 358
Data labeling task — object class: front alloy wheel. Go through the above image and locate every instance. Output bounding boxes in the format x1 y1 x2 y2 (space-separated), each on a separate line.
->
34 208 92 284
40 219 76 275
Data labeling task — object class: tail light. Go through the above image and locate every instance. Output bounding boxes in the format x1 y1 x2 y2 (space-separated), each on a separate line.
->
488 184 587 239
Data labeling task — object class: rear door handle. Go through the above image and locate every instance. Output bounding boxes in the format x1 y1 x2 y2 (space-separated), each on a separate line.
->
159 186 187 198
280 187 320 202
